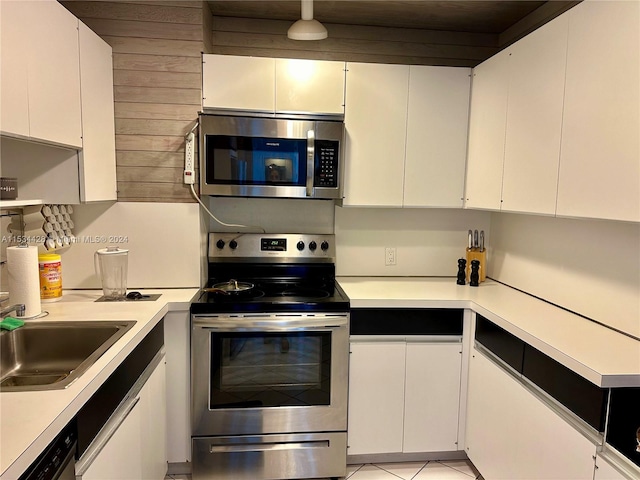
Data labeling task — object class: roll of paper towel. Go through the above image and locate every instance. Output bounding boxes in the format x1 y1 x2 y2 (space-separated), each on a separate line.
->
7 245 42 318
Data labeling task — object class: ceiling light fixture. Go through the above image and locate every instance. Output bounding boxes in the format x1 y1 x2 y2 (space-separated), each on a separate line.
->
287 0 327 41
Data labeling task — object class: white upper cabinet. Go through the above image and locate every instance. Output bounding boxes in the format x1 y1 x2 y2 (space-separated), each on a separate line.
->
1 0 82 148
467 0 639 222
466 14 569 215
27 0 82 149
202 55 346 116
78 21 117 202
557 0 640 222
465 48 510 211
404 66 471 208
202 55 275 112
0 1 30 138
344 62 470 208
501 15 568 215
275 58 345 115
0 0 116 205
343 62 409 207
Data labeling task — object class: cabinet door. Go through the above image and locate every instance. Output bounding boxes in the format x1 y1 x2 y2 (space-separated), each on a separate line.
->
594 454 630 480
557 0 640 222
465 49 510 210
404 66 470 208
403 342 462 452
140 359 167 480
0 0 30 138
501 14 568 215
275 59 345 115
81 399 143 480
343 63 409 206
202 54 275 112
467 348 596 480
348 341 405 455
27 0 82 148
165 311 191 463
78 21 117 202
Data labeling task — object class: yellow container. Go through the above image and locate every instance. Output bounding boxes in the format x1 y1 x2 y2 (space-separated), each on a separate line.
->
38 253 62 302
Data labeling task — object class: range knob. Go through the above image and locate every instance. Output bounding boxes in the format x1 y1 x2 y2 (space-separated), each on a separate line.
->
297 241 305 251
309 241 317 251
229 240 238 250
321 241 329 251
216 239 225 249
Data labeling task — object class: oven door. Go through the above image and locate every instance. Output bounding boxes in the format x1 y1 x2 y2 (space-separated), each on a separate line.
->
191 313 349 436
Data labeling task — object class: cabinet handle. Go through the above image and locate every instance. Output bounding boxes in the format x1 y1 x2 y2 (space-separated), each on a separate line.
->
210 440 329 454
75 396 141 476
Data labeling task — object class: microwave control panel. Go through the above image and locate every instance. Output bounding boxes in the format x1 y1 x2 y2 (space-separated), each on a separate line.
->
314 140 339 188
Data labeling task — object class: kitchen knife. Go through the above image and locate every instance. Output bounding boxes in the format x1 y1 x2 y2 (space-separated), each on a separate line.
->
474 230 479 250
478 230 486 282
466 230 474 282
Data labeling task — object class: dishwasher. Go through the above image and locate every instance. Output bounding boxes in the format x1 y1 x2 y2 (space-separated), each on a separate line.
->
19 422 77 480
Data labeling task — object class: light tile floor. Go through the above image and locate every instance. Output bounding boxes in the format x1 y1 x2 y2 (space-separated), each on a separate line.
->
165 459 483 480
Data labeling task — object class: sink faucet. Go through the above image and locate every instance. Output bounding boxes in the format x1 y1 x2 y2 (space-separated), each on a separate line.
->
1 304 25 318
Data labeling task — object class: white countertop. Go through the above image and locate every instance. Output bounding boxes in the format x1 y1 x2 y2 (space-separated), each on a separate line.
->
337 277 640 389
0 288 198 479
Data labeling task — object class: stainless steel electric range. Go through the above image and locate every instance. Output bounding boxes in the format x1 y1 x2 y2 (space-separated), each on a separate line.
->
190 233 349 480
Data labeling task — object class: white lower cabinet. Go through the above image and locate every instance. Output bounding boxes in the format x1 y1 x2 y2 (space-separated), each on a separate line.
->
164 310 191 464
466 347 597 480
77 354 167 480
403 342 463 452
348 341 406 455
594 454 631 480
348 339 462 455
80 400 143 480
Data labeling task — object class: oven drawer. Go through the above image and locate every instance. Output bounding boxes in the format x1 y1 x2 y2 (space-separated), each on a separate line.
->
192 432 347 480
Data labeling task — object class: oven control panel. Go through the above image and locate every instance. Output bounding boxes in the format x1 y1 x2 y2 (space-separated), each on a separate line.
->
209 233 335 262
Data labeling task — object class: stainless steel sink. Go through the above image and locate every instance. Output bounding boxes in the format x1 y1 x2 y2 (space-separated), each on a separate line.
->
0 320 136 392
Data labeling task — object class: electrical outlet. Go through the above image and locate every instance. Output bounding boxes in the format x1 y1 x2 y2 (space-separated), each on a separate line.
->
385 247 397 266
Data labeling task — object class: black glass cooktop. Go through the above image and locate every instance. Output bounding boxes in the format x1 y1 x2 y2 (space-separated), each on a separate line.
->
190 263 350 314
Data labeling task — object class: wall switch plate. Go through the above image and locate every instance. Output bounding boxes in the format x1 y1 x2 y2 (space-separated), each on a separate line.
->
385 247 397 266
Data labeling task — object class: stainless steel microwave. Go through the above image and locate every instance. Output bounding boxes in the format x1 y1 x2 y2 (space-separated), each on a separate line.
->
199 114 344 199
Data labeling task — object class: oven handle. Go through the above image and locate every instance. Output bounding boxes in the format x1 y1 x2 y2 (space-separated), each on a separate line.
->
209 440 330 454
193 316 348 331
196 323 346 332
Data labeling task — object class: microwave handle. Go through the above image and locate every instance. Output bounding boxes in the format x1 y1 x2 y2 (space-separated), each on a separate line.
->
306 130 315 197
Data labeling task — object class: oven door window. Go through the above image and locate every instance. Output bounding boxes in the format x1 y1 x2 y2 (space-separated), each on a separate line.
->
209 331 331 409
205 135 306 186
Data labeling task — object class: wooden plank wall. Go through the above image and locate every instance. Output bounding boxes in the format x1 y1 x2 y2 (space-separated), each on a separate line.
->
61 0 210 202
209 16 499 67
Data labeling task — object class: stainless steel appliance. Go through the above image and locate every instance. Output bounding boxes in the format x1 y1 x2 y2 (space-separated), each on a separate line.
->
20 422 76 480
199 114 344 199
190 233 349 480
